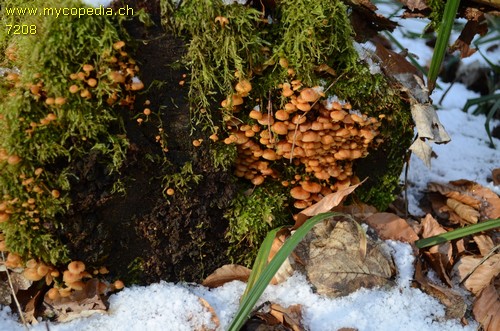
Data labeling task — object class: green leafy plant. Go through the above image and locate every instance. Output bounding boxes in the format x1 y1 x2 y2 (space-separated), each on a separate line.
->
415 218 500 248
228 211 342 331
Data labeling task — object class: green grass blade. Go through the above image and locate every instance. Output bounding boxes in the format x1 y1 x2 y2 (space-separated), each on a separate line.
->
463 94 500 114
415 218 500 248
485 98 500 148
242 226 285 300
228 211 342 331
427 0 460 93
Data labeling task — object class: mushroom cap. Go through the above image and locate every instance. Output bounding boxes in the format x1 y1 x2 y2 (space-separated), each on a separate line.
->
290 186 311 200
272 122 288 135
23 268 44 281
301 131 320 143
68 260 85 274
294 200 310 209
300 181 322 193
251 175 265 185
300 88 320 103
262 149 277 161
249 109 263 120
235 80 252 94
275 110 290 121
296 102 311 112
63 270 82 283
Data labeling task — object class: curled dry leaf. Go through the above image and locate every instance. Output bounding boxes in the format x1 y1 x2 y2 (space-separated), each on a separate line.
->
473 282 500 331
421 214 453 286
364 212 419 243
202 264 251 288
446 198 480 224
250 303 305 331
294 181 364 229
449 179 500 219
474 234 495 256
428 182 481 209
414 259 467 320
198 297 220 330
453 254 500 295
294 219 395 298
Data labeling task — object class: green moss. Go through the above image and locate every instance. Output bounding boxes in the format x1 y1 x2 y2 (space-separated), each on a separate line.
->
162 161 203 198
225 181 290 266
165 0 414 258
0 0 137 265
427 0 445 32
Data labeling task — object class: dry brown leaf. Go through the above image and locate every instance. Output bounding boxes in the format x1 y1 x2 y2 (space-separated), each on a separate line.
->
270 229 297 284
428 192 453 221
249 303 305 331
450 20 488 59
202 264 251 288
198 297 220 331
399 0 429 11
332 203 377 220
453 254 500 295
428 182 482 209
421 214 453 286
493 168 500 186
294 219 395 298
414 259 467 320
43 278 108 322
474 234 495 256
294 182 363 229
364 212 419 243
269 303 304 331
473 281 500 331
449 179 500 219
446 198 480 224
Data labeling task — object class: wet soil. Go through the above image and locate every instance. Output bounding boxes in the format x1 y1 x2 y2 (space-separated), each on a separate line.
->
55 1 236 285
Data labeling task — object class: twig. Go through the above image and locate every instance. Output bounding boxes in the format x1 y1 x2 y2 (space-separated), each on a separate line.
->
1 251 29 330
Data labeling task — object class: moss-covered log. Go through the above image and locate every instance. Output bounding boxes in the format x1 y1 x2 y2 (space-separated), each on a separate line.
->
0 0 413 287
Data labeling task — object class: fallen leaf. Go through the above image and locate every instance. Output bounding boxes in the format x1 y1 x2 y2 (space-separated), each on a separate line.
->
449 20 488 58
473 281 500 331
294 219 395 298
399 0 429 11
474 234 495 256
294 182 363 229
198 297 220 330
43 279 108 322
446 198 480 224
269 303 304 331
248 302 305 331
453 254 500 295
364 212 419 242
202 264 251 288
449 179 500 219
332 203 378 220
421 214 453 286
414 258 467 320
411 102 451 141
428 180 500 220
492 168 500 186
409 138 433 168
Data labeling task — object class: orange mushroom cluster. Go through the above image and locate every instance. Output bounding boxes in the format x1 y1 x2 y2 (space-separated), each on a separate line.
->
23 258 59 284
67 40 141 106
222 79 382 208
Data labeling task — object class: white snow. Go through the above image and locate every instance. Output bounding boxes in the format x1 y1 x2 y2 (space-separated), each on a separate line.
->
1 1 499 330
